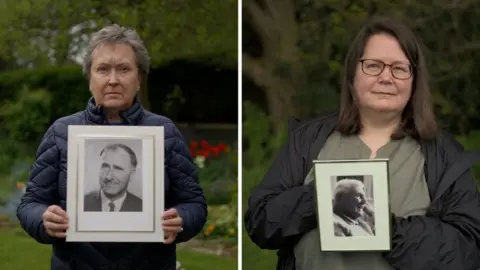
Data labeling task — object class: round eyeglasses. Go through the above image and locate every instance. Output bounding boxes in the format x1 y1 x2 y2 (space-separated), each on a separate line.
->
359 59 413 80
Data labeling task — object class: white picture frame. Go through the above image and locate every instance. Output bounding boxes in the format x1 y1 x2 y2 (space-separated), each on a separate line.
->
313 159 390 251
66 125 164 243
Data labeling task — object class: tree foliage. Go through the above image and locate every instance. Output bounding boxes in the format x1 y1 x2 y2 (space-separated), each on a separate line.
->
0 0 237 68
243 0 480 134
0 0 237 110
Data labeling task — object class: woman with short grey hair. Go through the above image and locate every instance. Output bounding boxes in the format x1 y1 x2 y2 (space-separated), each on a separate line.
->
82 24 151 85
17 24 207 270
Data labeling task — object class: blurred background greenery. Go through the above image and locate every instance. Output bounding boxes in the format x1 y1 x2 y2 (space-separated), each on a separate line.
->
242 0 480 269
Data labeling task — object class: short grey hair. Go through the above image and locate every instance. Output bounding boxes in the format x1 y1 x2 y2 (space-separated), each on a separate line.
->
333 178 364 202
100 143 138 169
82 24 151 81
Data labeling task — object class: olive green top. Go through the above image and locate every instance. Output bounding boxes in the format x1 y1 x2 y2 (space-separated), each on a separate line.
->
294 131 431 270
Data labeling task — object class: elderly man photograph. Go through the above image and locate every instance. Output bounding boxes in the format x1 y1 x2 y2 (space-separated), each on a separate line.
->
84 143 143 212
332 178 375 237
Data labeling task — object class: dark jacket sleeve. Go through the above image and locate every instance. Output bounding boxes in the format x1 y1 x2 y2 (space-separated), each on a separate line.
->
16 124 63 244
244 125 317 250
383 135 480 270
165 123 207 243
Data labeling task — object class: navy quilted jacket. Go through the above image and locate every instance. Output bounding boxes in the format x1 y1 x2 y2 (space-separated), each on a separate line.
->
17 97 207 270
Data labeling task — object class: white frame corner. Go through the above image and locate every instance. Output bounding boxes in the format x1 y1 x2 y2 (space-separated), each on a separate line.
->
66 125 165 243
313 159 391 252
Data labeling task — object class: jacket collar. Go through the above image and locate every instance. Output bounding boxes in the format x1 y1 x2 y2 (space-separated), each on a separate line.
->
421 133 480 203
85 96 144 125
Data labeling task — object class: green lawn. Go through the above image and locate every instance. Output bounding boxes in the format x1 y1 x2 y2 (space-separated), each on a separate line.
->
242 227 276 269
0 228 236 270
241 201 276 269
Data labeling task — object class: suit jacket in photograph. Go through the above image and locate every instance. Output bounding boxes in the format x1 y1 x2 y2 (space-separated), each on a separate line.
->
84 190 143 212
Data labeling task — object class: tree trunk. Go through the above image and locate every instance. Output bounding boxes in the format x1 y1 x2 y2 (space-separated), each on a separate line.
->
243 0 305 132
244 53 297 131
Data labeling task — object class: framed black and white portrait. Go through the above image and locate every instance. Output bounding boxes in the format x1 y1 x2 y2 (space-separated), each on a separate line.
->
83 138 144 213
66 125 164 243
313 159 390 251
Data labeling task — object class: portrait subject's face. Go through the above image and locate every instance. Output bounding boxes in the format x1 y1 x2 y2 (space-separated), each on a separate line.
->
353 33 413 114
99 148 134 197
339 185 367 219
89 43 140 110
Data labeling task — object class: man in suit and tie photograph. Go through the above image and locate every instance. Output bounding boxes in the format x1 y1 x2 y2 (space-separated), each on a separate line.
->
84 143 143 212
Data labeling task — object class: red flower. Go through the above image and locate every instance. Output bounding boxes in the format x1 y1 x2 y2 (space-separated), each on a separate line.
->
190 141 199 149
189 141 199 157
217 142 227 152
189 140 231 159
196 149 210 158
207 146 218 157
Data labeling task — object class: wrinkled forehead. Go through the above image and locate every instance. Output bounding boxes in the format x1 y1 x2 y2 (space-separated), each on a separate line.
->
100 148 132 167
348 185 365 195
339 183 364 196
91 43 137 66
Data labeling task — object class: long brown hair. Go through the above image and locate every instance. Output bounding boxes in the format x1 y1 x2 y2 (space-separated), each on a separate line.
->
336 16 438 140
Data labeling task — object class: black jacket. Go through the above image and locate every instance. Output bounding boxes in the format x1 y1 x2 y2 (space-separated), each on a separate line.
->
244 114 480 270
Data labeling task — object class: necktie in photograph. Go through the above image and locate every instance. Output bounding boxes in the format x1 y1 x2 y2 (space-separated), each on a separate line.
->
109 201 115 212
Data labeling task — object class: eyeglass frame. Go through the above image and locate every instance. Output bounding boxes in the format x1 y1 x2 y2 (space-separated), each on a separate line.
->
359 59 413 80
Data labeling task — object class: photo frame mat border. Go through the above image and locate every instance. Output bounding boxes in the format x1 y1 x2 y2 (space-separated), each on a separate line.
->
66 125 165 242
313 158 392 252
76 136 154 232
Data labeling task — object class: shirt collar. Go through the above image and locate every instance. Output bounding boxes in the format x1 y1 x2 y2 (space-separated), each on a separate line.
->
101 190 128 211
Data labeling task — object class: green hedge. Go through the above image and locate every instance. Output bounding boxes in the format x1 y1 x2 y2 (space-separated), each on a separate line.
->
0 66 90 119
0 66 89 146
0 63 237 144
